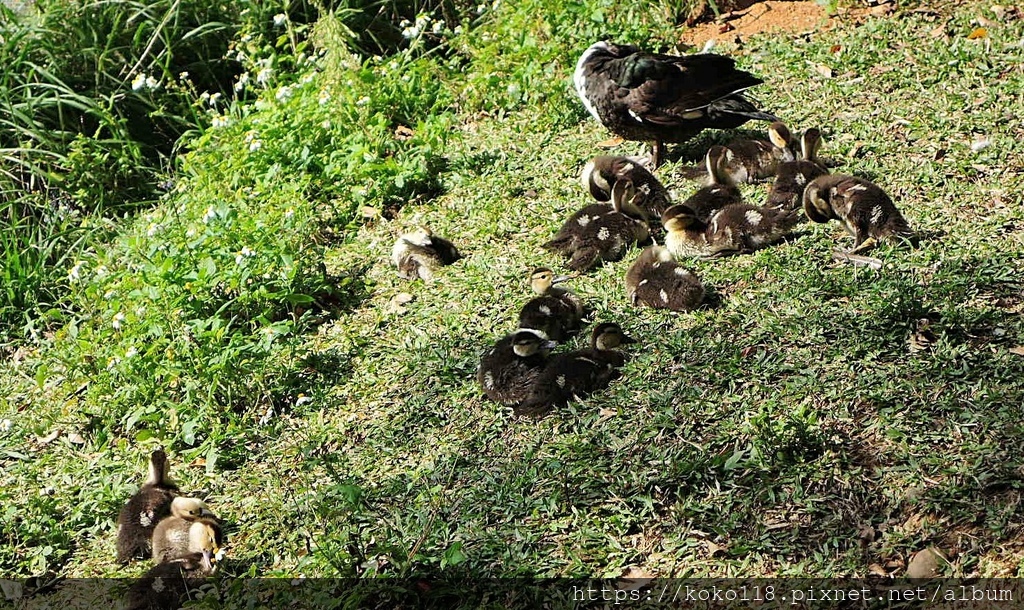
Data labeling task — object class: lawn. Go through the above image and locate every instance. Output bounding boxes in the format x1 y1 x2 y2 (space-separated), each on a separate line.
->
1 0 1022 604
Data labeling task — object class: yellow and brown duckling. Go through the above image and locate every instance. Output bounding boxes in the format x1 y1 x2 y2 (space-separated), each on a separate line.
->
126 523 219 610
151 498 223 563
678 145 743 222
515 322 636 416
574 41 778 166
116 449 180 563
662 199 800 258
766 128 828 212
391 227 461 281
544 180 650 271
803 174 916 253
625 246 705 312
477 328 557 407
581 155 672 219
718 122 798 184
518 268 584 342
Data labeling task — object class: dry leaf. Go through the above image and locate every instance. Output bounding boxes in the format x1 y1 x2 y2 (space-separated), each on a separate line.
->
929 24 949 38
393 292 415 305
36 429 60 446
829 44 842 53
598 407 617 418
360 206 380 219
814 63 833 78
394 125 415 140
618 566 655 589
66 432 86 445
1008 346 1024 356
868 563 888 577
968 27 989 39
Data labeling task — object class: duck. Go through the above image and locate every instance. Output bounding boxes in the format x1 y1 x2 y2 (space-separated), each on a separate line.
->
802 174 916 253
581 155 672 219
477 328 557 407
625 246 705 311
518 268 584 342
718 122 798 184
515 322 636 416
544 179 650 271
151 498 223 563
766 128 828 211
125 529 218 610
662 200 800 258
391 227 461 281
574 41 778 166
678 145 742 222
116 449 180 563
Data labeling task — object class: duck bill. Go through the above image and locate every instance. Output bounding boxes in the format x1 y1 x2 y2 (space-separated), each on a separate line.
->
201 549 215 571
541 340 558 351
620 334 638 345
551 274 572 285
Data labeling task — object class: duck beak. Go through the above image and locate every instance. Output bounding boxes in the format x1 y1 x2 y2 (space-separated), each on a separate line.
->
620 334 638 345
551 274 572 285
201 549 215 571
200 508 218 519
541 340 558 351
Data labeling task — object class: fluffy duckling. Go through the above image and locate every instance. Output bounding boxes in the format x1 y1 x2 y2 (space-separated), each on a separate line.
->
515 323 636 416
574 41 778 166
126 534 218 610
662 201 800 258
625 246 705 311
518 268 584 342
679 145 742 222
766 128 829 212
477 328 557 407
392 227 461 281
803 174 915 253
152 498 223 563
544 180 650 271
116 449 179 563
581 155 672 219
718 122 798 184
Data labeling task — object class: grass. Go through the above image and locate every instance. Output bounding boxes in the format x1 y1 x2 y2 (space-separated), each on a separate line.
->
1 0 1023 605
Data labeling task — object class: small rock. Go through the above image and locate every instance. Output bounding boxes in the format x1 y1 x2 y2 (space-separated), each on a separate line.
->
906 547 945 578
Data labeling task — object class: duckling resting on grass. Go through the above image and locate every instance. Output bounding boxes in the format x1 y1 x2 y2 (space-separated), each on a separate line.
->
151 498 223 563
392 227 461 281
625 245 705 312
803 174 915 253
515 322 636 416
678 145 743 222
126 524 219 610
477 328 557 407
544 180 650 271
766 127 828 212
662 199 800 259
518 268 584 342
581 155 672 219
718 122 798 184
116 449 180 563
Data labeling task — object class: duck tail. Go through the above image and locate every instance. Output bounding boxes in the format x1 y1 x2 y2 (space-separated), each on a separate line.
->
709 96 779 123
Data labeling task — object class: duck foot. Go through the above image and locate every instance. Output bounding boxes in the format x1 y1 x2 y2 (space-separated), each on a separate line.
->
832 250 883 269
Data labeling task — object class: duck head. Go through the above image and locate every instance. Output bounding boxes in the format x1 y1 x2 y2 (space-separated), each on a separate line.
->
170 497 218 521
767 122 794 150
511 329 557 357
800 128 823 161
590 322 637 350
802 176 838 223
529 268 571 295
145 449 174 488
661 204 704 233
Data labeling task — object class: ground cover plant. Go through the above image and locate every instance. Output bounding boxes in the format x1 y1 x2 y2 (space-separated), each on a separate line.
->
1 0 1022 606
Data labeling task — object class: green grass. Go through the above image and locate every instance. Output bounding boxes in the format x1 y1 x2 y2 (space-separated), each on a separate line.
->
1 0 1023 604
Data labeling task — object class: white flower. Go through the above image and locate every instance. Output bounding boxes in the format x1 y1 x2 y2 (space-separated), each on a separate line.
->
257 67 274 85
125 347 139 359
106 356 121 370
318 90 331 105
203 207 217 223
275 85 293 102
68 261 83 281
112 312 125 330
295 395 313 407
248 140 262 152
415 14 430 29
400 19 411 27
402 25 420 39
0 419 11 433
131 73 147 91
95 265 108 278
432 20 444 34
146 223 160 236
234 72 249 92
235 246 255 265
179 71 189 81
211 115 231 128
103 290 115 300
321 119 331 129
208 92 222 107
476 4 486 14
454 25 463 35
356 96 370 107
146 76 160 90
273 13 287 26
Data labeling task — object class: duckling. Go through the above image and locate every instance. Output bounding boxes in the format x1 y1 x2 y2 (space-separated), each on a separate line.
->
625 246 705 311
662 201 800 258
718 122 798 184
515 323 636 416
803 174 915 253
152 498 223 563
391 227 461 281
126 531 218 610
518 268 584 342
574 41 778 166
544 180 650 271
581 155 671 219
766 128 829 212
116 449 179 563
679 145 742 222
477 328 557 407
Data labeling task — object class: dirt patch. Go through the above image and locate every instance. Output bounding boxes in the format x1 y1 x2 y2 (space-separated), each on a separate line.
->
679 1 830 47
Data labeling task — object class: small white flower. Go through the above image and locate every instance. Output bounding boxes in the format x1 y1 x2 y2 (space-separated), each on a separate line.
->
234 72 249 92
295 395 313 407
399 18 411 27
454 25 463 35
402 26 420 39
203 207 217 223
356 96 370 106
95 265 108 278
208 92 222 107
179 71 189 81
273 13 287 26
284 207 295 218
131 73 147 91
275 85 293 102
249 139 262 152
211 115 230 128
257 67 274 85
318 90 331 105
0 419 12 433
415 14 430 29
106 356 121 370
146 76 160 90
146 223 160 236
112 312 125 330
103 290 115 300
125 347 138 359
971 136 991 152
68 261 84 281
476 4 486 14
432 20 444 34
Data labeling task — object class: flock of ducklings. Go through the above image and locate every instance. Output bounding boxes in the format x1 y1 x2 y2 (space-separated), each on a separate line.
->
392 41 917 416
116 449 224 609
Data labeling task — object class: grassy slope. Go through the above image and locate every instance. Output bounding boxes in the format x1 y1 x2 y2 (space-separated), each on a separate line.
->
2 0 1023 591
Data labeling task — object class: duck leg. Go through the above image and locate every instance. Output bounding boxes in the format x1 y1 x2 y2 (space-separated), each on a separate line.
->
847 236 878 255
651 140 663 169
